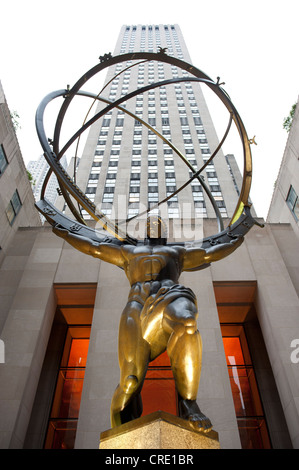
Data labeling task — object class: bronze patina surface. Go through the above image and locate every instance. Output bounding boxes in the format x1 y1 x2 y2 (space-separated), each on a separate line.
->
53 215 242 432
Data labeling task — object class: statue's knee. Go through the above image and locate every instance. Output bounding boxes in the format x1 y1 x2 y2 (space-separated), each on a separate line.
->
123 374 139 394
172 318 197 336
184 318 197 335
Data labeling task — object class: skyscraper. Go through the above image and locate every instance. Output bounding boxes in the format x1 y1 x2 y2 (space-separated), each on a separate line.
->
74 24 239 236
27 154 68 207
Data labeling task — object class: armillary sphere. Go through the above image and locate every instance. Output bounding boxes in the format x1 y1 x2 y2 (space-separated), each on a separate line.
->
35 51 262 261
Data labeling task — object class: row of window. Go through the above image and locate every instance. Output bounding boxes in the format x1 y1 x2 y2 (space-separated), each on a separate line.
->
286 185 299 221
0 144 8 175
174 86 228 218
0 144 23 225
85 55 228 219
126 25 177 31
121 25 183 58
5 189 22 225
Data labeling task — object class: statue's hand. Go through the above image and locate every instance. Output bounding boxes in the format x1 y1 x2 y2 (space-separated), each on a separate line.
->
53 224 69 238
102 236 114 244
230 234 244 247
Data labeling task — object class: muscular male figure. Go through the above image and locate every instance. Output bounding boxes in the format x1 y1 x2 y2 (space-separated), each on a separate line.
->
54 216 242 432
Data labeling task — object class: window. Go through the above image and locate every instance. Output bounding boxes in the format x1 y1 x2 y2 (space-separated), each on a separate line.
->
168 207 180 218
0 144 8 175
193 117 202 125
141 351 177 417
102 193 114 204
180 117 188 126
102 119 111 127
44 326 91 449
115 118 124 127
286 185 299 221
221 325 271 449
85 187 96 194
6 190 22 225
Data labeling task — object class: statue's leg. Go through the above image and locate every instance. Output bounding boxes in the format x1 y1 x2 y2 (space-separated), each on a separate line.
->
110 301 150 428
163 297 212 433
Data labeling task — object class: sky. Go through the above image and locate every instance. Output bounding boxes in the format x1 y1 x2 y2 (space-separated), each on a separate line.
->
1 0 299 219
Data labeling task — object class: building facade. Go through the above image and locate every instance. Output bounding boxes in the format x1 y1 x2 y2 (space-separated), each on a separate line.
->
267 96 299 240
0 26 299 450
0 82 41 270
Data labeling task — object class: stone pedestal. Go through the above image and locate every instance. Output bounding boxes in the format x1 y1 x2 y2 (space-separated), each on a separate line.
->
99 411 220 449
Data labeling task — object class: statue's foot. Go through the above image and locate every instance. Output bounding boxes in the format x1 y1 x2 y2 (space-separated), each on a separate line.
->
179 399 212 433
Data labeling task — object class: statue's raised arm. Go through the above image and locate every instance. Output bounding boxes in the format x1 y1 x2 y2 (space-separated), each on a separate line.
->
53 224 125 268
183 235 244 272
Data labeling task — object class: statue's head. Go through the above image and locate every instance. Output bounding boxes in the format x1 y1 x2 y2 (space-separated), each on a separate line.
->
146 214 167 244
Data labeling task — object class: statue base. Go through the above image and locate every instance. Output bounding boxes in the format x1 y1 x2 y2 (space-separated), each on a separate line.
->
99 411 220 449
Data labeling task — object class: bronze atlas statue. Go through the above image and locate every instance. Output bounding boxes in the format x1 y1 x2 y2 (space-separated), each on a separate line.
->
35 50 262 433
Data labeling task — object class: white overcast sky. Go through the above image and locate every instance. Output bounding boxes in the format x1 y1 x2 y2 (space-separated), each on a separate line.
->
1 0 299 219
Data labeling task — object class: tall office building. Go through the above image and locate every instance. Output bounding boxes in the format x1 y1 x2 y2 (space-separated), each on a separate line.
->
27 154 68 211
75 24 239 233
